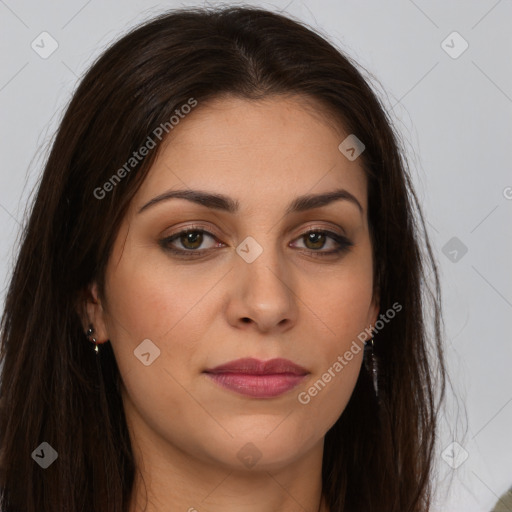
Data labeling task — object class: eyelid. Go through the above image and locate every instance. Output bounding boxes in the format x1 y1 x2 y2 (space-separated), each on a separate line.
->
163 224 222 246
162 222 222 239
162 221 346 239
290 227 352 254
160 223 352 257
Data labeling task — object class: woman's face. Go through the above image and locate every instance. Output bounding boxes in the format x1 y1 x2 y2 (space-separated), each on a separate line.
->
88 95 378 472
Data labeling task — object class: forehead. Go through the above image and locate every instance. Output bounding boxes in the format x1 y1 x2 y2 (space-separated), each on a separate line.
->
132 95 368 215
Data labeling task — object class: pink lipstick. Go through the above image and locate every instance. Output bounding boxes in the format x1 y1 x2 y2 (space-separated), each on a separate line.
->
203 357 309 398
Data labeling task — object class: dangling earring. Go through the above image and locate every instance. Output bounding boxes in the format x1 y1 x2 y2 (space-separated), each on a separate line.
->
364 331 379 398
86 323 99 354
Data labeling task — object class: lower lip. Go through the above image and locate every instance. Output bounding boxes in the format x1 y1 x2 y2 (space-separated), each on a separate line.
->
204 372 307 398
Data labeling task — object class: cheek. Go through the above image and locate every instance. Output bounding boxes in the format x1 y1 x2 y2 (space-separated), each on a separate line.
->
102 260 216 446
295 356 362 442
295 275 369 429
101 249 236 413
104 251 226 342
310 255 374 341
294 259 372 424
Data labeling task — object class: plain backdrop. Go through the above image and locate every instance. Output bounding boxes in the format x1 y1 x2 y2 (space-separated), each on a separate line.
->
0 1 511 511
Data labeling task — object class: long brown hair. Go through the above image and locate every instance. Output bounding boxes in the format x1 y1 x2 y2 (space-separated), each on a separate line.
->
0 6 446 511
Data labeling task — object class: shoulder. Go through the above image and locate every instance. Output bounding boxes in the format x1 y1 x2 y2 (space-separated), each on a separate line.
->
491 486 512 511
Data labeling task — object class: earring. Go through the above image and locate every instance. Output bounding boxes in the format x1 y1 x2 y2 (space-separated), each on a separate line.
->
364 331 379 398
86 323 99 355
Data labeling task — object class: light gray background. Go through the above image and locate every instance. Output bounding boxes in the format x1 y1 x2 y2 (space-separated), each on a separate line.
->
1 1 511 510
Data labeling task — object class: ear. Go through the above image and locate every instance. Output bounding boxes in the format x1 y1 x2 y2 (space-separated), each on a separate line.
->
368 290 380 335
76 281 109 344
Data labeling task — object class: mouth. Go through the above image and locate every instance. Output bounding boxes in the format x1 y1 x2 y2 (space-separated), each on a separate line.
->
203 358 309 398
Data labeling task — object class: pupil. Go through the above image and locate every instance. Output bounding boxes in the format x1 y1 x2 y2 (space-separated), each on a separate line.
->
183 232 202 248
307 232 324 249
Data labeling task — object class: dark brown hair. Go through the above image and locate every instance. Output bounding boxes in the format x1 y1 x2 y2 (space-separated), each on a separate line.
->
0 6 446 511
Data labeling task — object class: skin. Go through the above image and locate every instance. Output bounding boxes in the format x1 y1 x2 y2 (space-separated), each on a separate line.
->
83 95 379 512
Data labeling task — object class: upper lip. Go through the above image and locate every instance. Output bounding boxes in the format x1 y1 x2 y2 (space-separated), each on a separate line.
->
204 357 309 376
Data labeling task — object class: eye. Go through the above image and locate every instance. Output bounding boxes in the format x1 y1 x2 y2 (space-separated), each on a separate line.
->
159 226 353 258
290 229 353 257
160 226 222 257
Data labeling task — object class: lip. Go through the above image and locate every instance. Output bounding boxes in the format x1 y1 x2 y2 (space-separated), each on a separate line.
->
203 358 309 398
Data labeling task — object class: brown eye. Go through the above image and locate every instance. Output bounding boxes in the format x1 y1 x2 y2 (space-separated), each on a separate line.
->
160 227 352 259
160 227 222 256
303 231 327 250
291 229 353 257
179 231 204 250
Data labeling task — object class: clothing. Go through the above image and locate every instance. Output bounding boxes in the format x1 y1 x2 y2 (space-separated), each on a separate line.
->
490 486 512 512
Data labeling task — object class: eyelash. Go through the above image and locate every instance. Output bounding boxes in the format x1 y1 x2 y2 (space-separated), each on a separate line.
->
159 225 353 259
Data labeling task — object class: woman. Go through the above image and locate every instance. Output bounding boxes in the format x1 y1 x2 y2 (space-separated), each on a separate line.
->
0 6 446 511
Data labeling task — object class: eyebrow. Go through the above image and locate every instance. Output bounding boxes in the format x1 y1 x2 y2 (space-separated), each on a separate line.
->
137 187 363 216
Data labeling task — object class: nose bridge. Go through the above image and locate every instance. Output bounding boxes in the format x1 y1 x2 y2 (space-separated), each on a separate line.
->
233 232 296 322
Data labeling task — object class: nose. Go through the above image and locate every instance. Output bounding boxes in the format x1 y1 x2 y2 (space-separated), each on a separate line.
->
225 239 299 334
